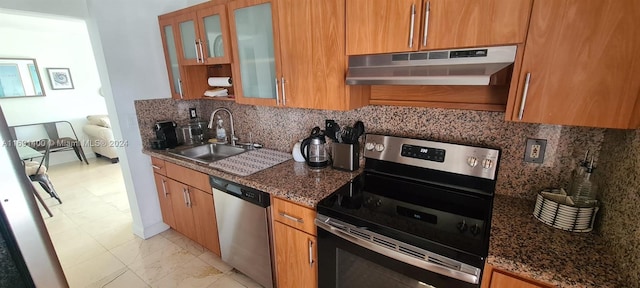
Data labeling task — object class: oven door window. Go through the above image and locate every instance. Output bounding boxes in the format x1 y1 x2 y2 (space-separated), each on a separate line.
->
318 229 480 288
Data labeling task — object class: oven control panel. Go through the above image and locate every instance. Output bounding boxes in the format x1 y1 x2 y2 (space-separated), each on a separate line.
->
400 144 446 162
364 134 500 180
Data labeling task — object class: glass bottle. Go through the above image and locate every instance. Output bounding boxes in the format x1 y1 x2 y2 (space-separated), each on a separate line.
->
570 158 598 207
567 151 589 195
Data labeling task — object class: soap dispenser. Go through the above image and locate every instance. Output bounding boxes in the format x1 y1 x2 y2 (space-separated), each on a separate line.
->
216 116 227 143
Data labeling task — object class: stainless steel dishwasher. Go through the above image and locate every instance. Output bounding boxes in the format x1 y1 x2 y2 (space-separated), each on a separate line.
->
210 175 274 288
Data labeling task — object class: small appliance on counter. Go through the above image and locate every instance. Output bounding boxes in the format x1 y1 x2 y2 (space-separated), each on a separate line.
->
153 120 178 149
332 143 359 171
300 126 329 169
178 121 207 145
329 120 364 171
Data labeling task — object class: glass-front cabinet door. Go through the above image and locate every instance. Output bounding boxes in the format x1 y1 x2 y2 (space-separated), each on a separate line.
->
197 5 232 64
174 12 201 66
158 17 183 99
228 0 281 106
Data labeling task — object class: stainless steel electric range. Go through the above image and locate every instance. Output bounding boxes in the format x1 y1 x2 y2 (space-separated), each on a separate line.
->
315 134 501 288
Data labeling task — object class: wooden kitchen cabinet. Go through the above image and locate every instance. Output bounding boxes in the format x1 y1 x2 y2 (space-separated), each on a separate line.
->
346 0 532 55
158 16 183 99
272 197 317 288
153 172 175 229
165 162 211 193
158 1 234 100
505 0 640 129
481 264 554 288
228 0 368 110
277 0 368 110
227 0 281 106
172 4 232 65
150 157 221 256
167 178 199 241
190 187 221 256
273 221 317 288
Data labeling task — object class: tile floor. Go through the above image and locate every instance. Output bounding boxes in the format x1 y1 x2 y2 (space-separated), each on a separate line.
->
37 158 263 288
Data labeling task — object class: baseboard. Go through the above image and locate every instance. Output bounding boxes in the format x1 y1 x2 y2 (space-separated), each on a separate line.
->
132 221 170 239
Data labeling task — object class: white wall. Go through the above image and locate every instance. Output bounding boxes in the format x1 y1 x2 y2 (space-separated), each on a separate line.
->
2 0 208 240
0 10 108 165
0 0 87 19
83 0 207 238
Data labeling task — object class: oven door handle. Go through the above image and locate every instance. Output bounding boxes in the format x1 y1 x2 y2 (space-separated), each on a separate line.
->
315 218 480 285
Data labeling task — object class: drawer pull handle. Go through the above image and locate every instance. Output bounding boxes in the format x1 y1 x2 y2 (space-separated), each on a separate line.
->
152 165 162 170
279 212 303 223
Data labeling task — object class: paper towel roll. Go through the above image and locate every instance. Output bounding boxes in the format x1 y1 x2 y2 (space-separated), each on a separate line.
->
208 77 233 87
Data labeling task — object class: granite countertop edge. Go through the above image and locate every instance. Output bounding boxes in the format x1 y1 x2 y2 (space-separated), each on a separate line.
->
144 149 360 208
144 150 623 287
488 194 624 287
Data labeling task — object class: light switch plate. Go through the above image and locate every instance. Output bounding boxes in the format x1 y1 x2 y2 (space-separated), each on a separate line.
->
524 138 546 163
189 108 197 119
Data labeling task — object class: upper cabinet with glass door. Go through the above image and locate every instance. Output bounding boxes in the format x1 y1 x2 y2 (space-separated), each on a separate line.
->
227 0 280 106
173 3 232 65
158 17 183 99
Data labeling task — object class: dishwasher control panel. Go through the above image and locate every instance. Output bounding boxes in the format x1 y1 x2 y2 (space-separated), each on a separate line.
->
210 175 270 208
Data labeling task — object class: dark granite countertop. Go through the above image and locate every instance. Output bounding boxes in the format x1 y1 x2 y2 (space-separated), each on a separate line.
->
489 194 624 287
145 150 622 287
144 149 361 208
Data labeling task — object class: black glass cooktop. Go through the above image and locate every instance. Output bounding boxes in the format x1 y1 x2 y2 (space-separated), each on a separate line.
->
317 171 493 261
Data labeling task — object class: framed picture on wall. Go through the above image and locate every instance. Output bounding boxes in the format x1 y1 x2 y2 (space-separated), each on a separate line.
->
47 68 74 90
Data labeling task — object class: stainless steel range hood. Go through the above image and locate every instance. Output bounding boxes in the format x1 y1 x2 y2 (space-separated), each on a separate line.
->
346 45 517 86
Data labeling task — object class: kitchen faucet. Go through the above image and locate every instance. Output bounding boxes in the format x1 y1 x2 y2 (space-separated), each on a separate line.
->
207 107 236 146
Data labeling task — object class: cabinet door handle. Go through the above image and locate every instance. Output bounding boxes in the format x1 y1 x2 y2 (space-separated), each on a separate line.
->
281 77 287 106
182 188 189 207
308 239 314 267
518 73 532 120
193 41 200 63
197 39 205 62
161 179 168 198
274 78 280 105
178 79 184 99
422 1 431 47
186 189 192 207
408 3 416 48
279 212 303 223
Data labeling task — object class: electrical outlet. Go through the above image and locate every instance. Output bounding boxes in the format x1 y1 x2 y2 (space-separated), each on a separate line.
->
325 119 336 132
524 138 546 163
189 108 197 119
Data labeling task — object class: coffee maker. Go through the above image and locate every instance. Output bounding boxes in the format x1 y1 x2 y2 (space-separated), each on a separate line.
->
153 121 179 149
300 127 329 169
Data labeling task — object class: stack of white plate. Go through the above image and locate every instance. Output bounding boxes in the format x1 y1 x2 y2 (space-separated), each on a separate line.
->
533 191 599 232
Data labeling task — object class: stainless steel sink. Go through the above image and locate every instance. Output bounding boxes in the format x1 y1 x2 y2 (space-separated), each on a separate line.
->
169 143 247 163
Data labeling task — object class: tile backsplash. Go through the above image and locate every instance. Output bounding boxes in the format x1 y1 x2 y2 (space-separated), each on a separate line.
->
135 98 640 283
135 99 605 200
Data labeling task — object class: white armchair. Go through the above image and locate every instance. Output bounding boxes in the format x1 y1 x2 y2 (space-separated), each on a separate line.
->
83 115 119 163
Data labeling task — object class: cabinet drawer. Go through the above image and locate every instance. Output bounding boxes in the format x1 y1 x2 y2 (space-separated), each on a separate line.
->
165 162 211 193
272 197 317 236
151 157 167 175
